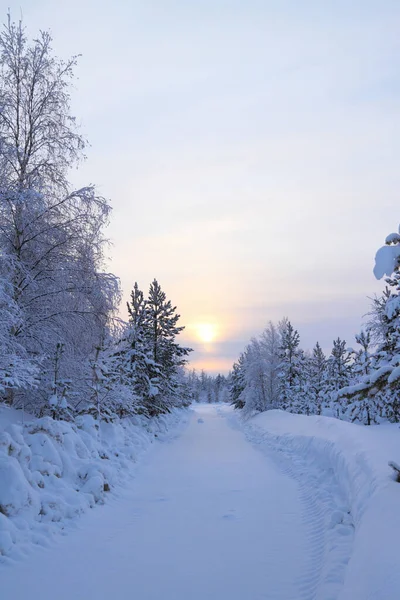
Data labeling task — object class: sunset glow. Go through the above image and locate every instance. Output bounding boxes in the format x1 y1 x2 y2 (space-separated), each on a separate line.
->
195 323 217 344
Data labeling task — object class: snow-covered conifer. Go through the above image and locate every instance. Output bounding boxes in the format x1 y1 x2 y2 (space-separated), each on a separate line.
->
339 224 400 422
143 279 191 414
343 331 376 424
326 338 353 417
308 342 328 415
229 355 246 409
278 319 302 411
121 282 154 414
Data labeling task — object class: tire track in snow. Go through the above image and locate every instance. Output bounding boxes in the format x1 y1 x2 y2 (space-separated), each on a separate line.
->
222 409 354 600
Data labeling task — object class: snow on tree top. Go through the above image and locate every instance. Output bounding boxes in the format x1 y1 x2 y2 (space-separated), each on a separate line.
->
385 232 400 244
386 295 400 320
373 244 400 279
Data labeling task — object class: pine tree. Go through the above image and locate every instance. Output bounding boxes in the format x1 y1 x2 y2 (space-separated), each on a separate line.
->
291 348 312 414
124 282 154 413
308 342 328 415
327 338 353 417
278 319 301 411
352 331 373 377
229 354 246 409
144 279 191 414
85 336 115 421
343 331 375 424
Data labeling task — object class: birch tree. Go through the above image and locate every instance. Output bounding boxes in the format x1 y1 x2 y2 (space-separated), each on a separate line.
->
0 15 119 411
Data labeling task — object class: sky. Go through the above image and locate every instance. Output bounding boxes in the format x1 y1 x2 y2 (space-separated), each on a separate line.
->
5 0 400 373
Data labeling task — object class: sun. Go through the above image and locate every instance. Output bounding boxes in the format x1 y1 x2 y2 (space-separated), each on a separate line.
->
196 323 217 344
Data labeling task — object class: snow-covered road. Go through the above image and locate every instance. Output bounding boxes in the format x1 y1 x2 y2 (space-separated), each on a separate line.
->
2 405 321 600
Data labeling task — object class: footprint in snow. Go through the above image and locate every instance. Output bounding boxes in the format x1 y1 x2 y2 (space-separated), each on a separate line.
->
197 418 204 424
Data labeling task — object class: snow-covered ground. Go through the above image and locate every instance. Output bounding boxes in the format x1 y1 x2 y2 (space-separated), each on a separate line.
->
0 403 188 562
1 403 400 599
238 408 400 600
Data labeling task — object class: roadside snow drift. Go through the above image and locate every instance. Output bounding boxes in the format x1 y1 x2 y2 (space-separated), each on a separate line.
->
0 404 187 561
241 409 400 600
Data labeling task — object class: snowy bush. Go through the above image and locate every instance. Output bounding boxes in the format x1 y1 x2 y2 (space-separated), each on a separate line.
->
0 404 187 559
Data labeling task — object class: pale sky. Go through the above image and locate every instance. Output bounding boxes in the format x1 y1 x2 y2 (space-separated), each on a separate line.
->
6 0 400 372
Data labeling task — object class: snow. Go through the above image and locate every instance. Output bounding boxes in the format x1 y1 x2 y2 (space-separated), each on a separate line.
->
385 232 400 245
388 461 400 476
386 294 400 319
369 363 393 384
48 394 58 407
1 404 314 599
1 404 400 599
373 243 400 279
240 409 400 600
0 403 188 560
388 363 400 383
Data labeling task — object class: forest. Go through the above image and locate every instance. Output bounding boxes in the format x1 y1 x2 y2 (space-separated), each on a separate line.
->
229 239 400 425
0 17 193 420
1 15 399 431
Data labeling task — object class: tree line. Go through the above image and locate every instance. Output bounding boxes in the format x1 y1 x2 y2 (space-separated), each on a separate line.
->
230 226 400 425
0 16 191 419
186 370 229 404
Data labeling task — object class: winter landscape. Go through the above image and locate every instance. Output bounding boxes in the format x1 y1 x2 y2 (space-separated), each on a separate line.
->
1 3 400 600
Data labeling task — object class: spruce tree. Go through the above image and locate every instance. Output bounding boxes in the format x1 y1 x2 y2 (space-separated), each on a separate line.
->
230 354 246 409
144 279 191 414
278 319 301 411
292 348 311 414
124 282 154 413
327 338 353 417
352 331 373 377
344 331 375 424
308 342 328 415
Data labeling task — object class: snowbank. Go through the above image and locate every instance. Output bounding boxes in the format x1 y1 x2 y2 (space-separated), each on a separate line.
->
0 404 188 562
240 410 400 600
